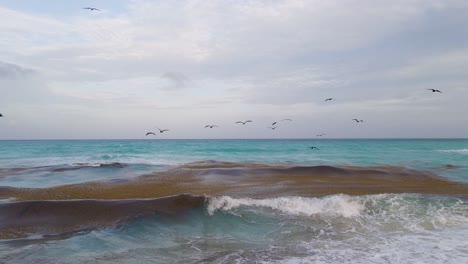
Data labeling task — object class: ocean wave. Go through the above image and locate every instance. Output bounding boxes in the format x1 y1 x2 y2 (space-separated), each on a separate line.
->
437 149 468 154
0 154 185 169
207 194 468 231
0 194 205 240
2 193 466 241
1 192 467 264
0 162 141 176
207 195 364 217
2 161 468 201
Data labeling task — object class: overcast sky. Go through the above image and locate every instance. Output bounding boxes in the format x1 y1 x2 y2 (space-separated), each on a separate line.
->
1 0 467 139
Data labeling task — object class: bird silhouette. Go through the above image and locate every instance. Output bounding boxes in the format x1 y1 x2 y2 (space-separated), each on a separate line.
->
352 119 364 123
235 120 253 125
325 98 333 102
145 132 156 136
271 121 277 126
83 7 100 11
205 125 218 128
0 113 3 117
267 126 278 130
309 146 320 150
156 128 169 133
427 89 442 93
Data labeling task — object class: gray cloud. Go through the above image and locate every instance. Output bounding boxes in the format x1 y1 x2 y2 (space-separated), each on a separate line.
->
0 61 35 79
161 71 189 89
1 1 468 138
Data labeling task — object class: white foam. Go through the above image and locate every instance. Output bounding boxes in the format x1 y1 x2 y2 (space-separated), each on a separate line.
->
207 194 365 218
0 197 16 203
437 149 468 154
0 154 185 168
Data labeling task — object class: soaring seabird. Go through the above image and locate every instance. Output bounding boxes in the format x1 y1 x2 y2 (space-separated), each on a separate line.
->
83 7 100 11
325 98 333 102
267 126 278 130
352 119 364 123
205 125 218 128
427 89 442 93
146 132 156 136
235 120 253 125
271 121 277 126
156 128 169 133
0 113 3 117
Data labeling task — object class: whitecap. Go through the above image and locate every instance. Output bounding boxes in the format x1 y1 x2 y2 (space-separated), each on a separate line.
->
207 194 365 218
437 149 468 154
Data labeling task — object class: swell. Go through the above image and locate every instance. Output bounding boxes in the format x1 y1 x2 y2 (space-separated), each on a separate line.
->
0 162 128 178
1 161 467 201
0 194 205 240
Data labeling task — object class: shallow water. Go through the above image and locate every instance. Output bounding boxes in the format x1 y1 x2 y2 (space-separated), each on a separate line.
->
0 139 467 263
1 194 467 263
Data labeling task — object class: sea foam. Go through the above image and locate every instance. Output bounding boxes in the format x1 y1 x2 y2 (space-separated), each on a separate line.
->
207 194 365 218
438 149 468 154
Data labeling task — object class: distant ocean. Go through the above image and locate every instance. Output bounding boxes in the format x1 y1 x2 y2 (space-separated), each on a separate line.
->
1 139 467 263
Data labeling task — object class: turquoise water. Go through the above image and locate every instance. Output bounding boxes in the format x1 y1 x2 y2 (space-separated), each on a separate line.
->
1 139 467 263
0 139 467 187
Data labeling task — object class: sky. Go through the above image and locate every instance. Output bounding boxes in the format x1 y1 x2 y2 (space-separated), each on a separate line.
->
0 0 467 139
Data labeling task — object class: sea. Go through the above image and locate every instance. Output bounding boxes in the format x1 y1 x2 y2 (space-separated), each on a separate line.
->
0 139 467 263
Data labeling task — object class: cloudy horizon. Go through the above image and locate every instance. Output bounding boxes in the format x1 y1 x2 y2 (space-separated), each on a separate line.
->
1 0 467 139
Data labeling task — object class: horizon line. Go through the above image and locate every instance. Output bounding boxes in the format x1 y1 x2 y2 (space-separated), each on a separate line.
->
0 137 467 141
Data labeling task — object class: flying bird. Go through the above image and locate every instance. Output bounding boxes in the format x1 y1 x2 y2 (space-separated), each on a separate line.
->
235 120 253 125
156 128 169 133
325 98 333 102
267 126 278 130
0 113 3 117
427 89 442 93
83 7 100 11
145 132 156 136
309 146 320 150
271 121 277 126
205 125 218 128
352 119 364 123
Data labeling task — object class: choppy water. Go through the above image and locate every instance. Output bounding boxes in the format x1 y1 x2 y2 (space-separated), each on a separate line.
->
0 139 467 263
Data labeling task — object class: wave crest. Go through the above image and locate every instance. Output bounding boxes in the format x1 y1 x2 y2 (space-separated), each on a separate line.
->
207 194 365 218
438 149 468 154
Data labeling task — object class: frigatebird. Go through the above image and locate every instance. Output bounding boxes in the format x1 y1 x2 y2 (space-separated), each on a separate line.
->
205 125 218 128
146 132 156 136
325 98 333 102
352 119 364 123
267 126 278 130
0 113 3 117
427 89 442 93
83 7 100 11
235 120 253 125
